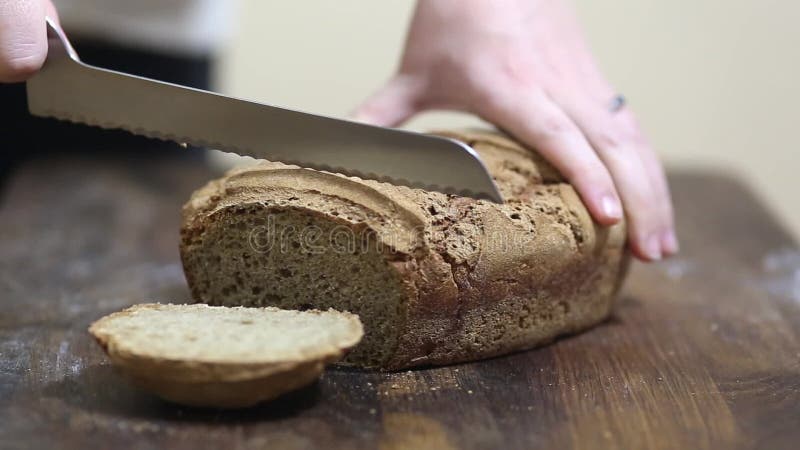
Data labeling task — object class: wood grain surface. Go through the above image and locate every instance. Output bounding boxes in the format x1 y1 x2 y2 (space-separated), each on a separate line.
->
1 154 798 450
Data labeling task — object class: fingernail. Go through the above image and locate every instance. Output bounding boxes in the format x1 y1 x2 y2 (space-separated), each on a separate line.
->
601 195 623 221
644 233 662 261
661 229 680 255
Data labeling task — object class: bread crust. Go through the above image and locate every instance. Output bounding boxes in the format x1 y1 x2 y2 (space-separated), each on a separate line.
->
124 360 327 408
180 130 630 370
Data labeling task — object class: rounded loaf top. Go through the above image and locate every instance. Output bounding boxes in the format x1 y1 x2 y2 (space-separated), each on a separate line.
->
180 129 629 369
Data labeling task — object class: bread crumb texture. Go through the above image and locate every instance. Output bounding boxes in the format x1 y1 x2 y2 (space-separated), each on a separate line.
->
90 303 362 365
180 129 630 370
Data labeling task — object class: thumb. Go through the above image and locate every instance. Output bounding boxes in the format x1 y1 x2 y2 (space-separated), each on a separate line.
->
44 0 60 24
350 75 423 127
0 0 57 83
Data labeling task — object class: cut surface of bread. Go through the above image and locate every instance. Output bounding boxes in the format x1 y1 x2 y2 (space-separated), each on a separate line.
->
89 303 363 408
180 129 630 370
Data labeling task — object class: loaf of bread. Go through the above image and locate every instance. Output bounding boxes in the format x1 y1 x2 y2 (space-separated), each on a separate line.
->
180 130 629 370
89 303 363 408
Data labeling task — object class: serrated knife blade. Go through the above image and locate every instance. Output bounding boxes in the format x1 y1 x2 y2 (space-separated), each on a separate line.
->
26 19 503 203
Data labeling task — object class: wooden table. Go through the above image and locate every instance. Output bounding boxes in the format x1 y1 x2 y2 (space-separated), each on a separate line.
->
1 154 798 450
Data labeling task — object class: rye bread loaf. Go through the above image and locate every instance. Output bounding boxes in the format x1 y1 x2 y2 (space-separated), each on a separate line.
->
180 130 630 370
89 303 363 408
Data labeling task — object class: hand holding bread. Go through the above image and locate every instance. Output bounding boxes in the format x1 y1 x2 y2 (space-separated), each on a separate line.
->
354 0 677 261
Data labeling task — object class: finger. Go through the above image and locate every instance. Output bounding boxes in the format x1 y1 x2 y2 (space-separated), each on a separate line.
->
350 74 424 127
628 117 678 255
44 0 59 24
476 87 623 226
0 0 50 82
564 101 669 261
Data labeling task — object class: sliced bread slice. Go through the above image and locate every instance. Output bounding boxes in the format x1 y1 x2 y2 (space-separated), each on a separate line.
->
88 303 363 408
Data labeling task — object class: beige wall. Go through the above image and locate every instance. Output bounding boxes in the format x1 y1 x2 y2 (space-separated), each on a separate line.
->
216 0 800 240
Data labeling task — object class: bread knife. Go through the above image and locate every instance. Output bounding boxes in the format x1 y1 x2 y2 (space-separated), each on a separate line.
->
26 19 503 203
